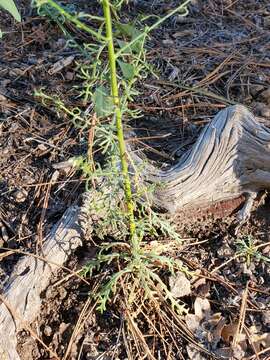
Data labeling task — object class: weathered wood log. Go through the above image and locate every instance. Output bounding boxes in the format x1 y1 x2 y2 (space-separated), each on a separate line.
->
133 105 270 216
0 206 83 360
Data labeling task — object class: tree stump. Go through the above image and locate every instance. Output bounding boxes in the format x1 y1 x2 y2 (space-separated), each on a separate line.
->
134 105 270 215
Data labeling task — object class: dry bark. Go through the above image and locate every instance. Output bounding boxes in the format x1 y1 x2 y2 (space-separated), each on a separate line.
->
0 206 83 360
133 105 270 217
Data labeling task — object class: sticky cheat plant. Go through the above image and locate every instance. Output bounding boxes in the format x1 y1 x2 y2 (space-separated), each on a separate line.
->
34 0 193 333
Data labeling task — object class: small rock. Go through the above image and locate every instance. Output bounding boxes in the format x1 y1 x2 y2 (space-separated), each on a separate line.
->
45 285 58 299
27 56 38 65
217 244 233 258
0 79 10 88
13 188 28 203
10 122 20 132
0 221 9 243
65 71 74 81
169 271 191 298
58 286 67 300
59 322 70 334
37 143 48 151
215 347 233 358
43 325 52 337
261 88 270 104
162 39 174 46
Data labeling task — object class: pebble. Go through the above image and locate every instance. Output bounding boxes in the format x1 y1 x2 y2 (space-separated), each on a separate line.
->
13 188 28 203
43 325 52 337
59 322 70 334
37 143 48 151
162 39 174 46
217 244 233 258
169 272 191 298
65 71 74 81
58 287 67 300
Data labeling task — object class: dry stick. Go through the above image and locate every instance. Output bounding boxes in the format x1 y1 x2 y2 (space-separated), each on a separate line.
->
196 52 235 87
148 278 214 357
62 274 106 360
243 325 260 360
130 102 226 112
211 241 270 274
36 174 54 255
182 257 260 310
0 294 60 360
233 282 249 347
87 114 96 168
210 254 240 274
156 79 236 105
126 311 156 360
63 298 96 360
122 325 133 360
119 272 153 359
247 346 270 360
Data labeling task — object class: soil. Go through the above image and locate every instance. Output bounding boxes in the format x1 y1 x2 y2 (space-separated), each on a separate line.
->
1 0 270 359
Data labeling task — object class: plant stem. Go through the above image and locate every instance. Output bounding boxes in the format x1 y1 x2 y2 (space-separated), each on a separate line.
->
102 0 137 249
41 0 107 41
116 0 192 58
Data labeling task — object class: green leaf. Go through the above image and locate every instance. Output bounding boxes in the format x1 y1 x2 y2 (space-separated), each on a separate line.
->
116 22 143 53
92 86 114 118
116 23 141 38
116 39 132 54
117 60 135 80
0 0 21 22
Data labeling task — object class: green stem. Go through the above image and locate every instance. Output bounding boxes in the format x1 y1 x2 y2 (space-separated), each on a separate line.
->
102 0 137 249
115 0 192 58
42 0 107 41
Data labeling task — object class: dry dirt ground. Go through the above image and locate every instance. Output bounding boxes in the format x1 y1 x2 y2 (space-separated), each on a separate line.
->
1 0 270 359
